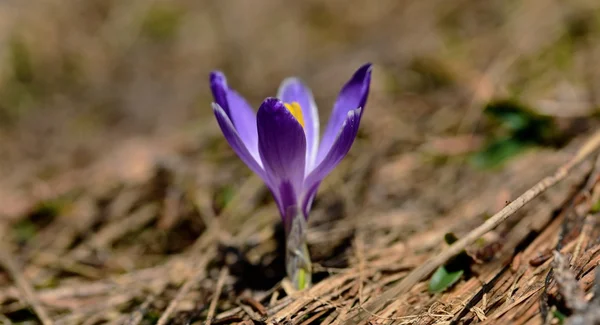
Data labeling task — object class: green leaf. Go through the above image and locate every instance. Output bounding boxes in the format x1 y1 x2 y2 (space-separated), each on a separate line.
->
484 100 546 130
428 266 464 293
470 137 530 169
472 98 564 170
552 309 566 324
483 99 558 145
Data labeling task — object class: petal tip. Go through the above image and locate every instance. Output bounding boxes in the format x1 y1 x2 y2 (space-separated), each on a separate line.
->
259 97 286 113
259 97 308 130
209 70 226 82
210 71 229 111
209 71 228 90
356 63 373 80
279 77 306 89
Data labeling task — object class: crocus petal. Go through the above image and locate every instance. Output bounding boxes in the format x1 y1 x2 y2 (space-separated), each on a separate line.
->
210 71 259 161
301 181 320 219
257 98 307 215
210 72 230 114
226 90 259 159
277 78 319 171
302 108 362 215
212 103 266 178
316 63 372 166
278 181 301 229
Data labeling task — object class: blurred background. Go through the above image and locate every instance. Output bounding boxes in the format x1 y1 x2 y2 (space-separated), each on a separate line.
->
1 0 599 187
0 0 600 323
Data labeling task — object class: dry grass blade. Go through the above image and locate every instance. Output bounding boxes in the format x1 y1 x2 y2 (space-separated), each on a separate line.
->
156 247 215 325
0 243 54 325
205 267 228 325
350 130 600 324
124 294 157 325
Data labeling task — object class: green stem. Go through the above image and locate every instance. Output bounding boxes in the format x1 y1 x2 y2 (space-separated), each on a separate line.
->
285 211 312 290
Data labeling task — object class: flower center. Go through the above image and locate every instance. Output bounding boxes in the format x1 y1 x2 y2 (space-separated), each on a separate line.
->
284 102 305 128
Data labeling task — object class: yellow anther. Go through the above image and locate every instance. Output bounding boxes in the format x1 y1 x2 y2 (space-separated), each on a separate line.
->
284 102 305 128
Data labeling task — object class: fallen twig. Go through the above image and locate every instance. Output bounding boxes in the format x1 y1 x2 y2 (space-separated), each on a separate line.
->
205 267 228 325
0 242 54 325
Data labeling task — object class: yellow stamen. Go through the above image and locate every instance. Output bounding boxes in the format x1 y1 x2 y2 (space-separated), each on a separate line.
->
284 102 305 128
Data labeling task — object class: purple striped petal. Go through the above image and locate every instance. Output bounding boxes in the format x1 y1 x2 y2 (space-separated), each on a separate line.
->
210 72 229 114
212 103 266 179
316 63 372 166
278 181 301 229
302 108 362 216
301 181 320 219
257 98 307 217
210 71 259 161
277 78 319 171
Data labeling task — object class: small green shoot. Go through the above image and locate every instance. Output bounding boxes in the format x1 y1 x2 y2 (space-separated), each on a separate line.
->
428 232 472 293
429 266 464 294
552 309 566 324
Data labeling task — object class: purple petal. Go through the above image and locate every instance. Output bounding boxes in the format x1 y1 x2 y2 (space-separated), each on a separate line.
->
316 63 372 166
226 90 259 159
210 72 230 114
210 71 259 161
277 78 319 171
257 98 307 216
277 181 301 230
302 108 362 215
212 103 266 179
301 181 320 218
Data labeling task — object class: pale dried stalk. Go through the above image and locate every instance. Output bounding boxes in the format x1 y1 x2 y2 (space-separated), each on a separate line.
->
205 268 228 325
0 243 54 325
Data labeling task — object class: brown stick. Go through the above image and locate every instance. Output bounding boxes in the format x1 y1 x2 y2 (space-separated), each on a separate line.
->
0 243 54 325
349 130 600 324
205 268 229 325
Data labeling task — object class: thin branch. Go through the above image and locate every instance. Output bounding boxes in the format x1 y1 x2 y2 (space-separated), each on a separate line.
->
349 130 600 324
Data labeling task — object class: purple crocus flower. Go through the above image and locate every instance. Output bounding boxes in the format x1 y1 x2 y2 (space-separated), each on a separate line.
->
210 63 372 288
